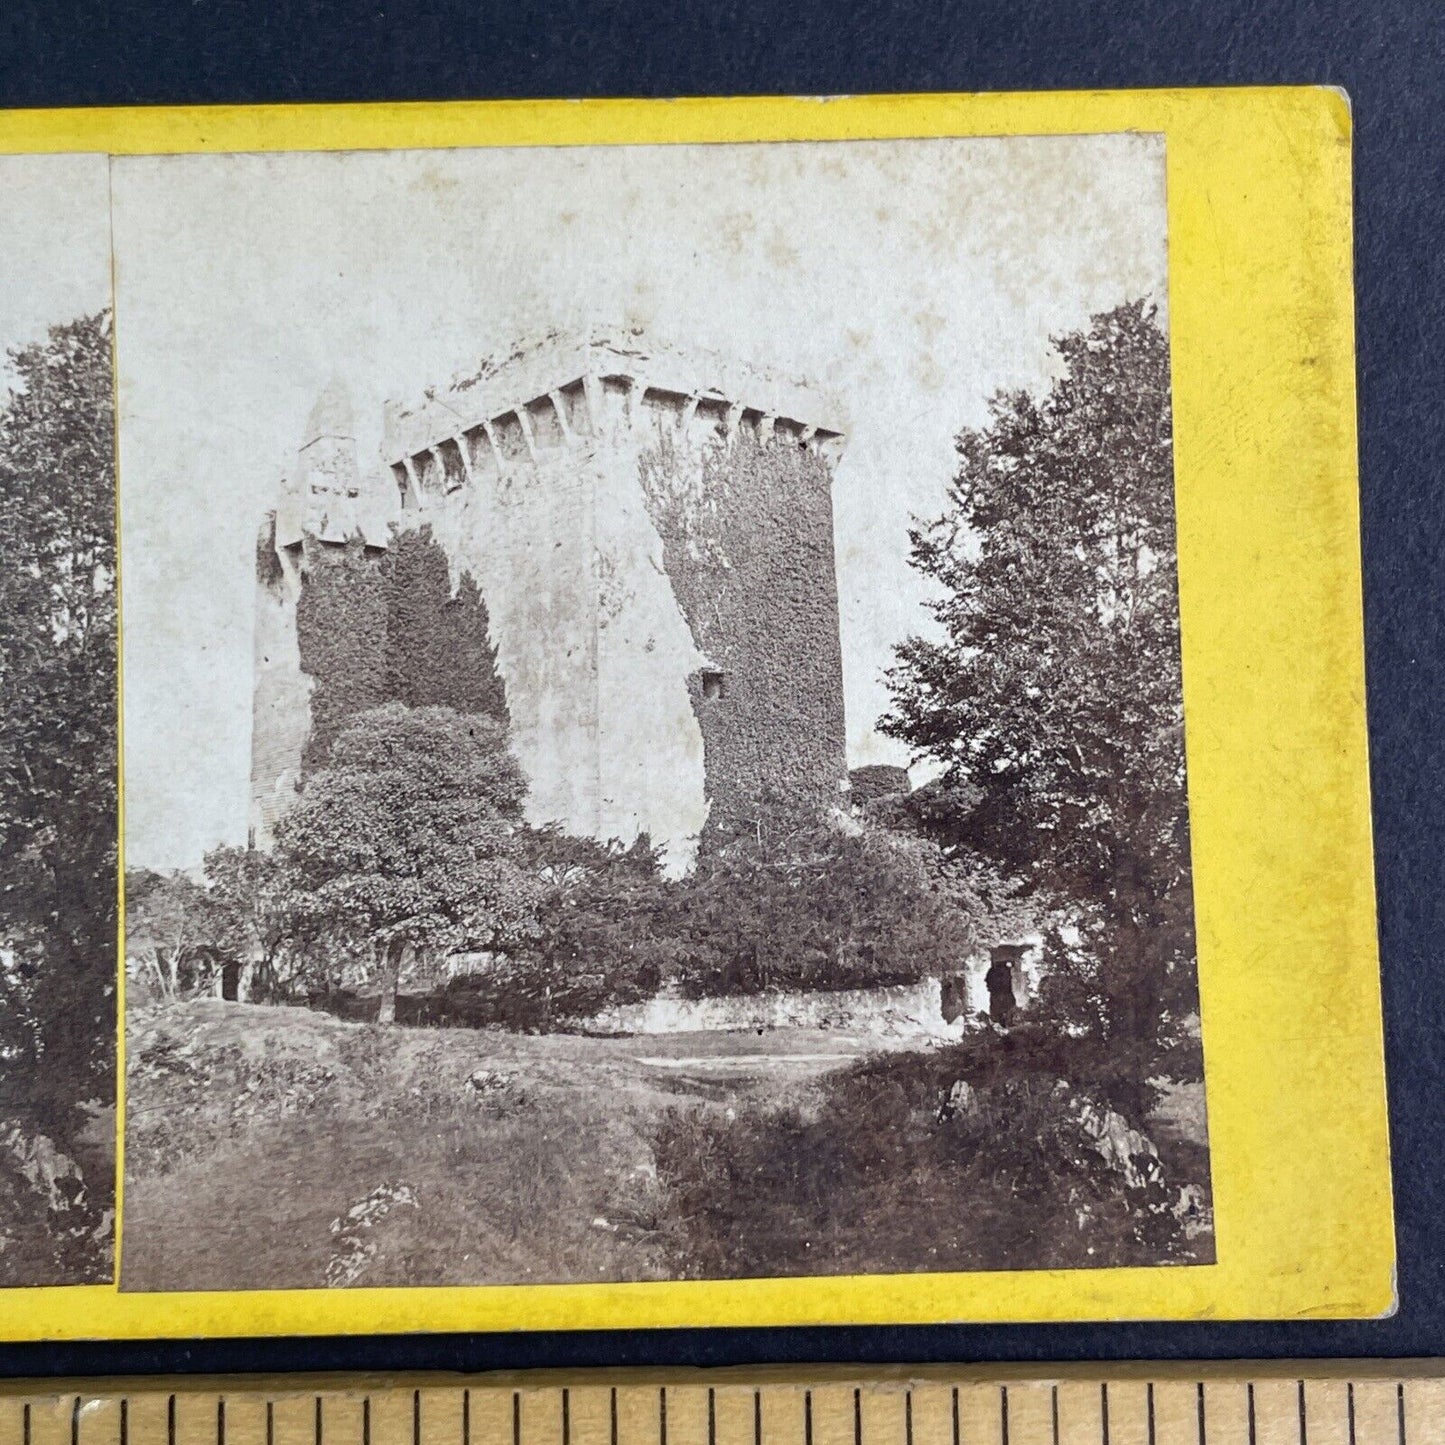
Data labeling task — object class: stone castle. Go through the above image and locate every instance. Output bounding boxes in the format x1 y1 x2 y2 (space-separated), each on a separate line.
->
250 334 850 874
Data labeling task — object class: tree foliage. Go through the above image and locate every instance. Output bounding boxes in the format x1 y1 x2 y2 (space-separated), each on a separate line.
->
274 703 542 1020
883 300 1197 1068
0 313 116 1282
200 845 301 1000
124 868 215 999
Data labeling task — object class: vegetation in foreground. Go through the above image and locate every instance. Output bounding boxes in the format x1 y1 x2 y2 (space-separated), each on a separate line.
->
652 1026 1212 1280
122 999 1209 1291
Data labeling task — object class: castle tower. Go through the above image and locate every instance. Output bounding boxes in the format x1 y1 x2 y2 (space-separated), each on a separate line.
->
380 335 850 873
251 338 850 874
275 379 392 554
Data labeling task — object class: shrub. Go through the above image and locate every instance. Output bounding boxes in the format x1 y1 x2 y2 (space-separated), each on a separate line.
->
650 1030 1210 1278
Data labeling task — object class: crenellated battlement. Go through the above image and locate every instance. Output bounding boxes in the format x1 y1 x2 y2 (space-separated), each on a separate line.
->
381 336 846 514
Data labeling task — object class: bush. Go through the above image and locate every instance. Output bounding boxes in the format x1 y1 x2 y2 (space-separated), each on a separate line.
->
649 1031 1211 1278
609 816 1003 1001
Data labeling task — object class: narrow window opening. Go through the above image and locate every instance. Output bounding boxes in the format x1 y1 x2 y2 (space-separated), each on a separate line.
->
390 462 413 509
701 669 726 701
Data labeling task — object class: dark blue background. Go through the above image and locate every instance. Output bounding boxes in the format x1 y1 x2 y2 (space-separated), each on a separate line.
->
1 0 1440 1376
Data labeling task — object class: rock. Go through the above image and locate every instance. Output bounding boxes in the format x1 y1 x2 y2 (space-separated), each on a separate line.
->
605 1159 664 1234
1171 1183 1212 1238
0 1122 87 1213
1055 1085 1164 1189
465 1068 516 1096
325 1181 419 1288
936 1079 979 1123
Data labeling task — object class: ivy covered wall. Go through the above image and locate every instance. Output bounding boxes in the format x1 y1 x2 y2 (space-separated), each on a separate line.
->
639 429 848 848
292 525 508 775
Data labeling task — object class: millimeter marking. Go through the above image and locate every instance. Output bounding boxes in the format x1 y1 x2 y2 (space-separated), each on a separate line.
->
4 1371 1445 1445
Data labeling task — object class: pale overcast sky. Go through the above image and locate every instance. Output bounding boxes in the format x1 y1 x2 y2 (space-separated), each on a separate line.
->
111 135 1169 870
0 154 111 377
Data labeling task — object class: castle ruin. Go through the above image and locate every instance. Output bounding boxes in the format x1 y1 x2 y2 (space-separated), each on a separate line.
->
251 335 850 873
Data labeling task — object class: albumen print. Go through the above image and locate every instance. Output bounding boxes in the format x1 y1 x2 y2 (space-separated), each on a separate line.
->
111 136 1211 1290
0 154 118 1286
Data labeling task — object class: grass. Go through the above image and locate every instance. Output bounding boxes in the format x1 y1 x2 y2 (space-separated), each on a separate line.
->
120 999 1211 1290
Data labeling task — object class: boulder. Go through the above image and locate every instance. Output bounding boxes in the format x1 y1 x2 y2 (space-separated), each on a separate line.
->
936 1079 979 1123
1054 1083 1164 1189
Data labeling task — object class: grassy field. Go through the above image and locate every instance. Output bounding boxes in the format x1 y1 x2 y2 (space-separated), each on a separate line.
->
120 1000 901 1290
120 999 1210 1290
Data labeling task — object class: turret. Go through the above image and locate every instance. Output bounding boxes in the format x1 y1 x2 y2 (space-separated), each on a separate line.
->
275 379 393 552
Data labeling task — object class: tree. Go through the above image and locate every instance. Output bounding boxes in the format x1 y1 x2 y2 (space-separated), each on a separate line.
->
201 845 299 1000
274 703 542 1022
123 869 215 999
882 301 1197 1083
0 312 116 1281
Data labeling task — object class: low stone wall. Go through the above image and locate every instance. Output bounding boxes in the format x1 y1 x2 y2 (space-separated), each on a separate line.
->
582 976 973 1039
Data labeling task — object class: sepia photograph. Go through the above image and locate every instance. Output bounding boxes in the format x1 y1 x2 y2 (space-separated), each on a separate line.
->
0 153 118 1286
114 135 1211 1291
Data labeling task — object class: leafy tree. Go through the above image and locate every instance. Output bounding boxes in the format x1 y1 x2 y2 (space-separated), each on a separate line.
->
631 805 990 1000
0 313 116 1282
274 703 542 1021
514 831 671 1027
201 845 300 1000
882 300 1197 1084
124 869 215 999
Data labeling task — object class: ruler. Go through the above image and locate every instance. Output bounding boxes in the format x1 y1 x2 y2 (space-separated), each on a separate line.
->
0 1370 1441 1445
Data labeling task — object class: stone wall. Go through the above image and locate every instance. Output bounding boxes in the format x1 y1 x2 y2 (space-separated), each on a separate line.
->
249 524 506 845
249 517 313 848
583 976 972 1039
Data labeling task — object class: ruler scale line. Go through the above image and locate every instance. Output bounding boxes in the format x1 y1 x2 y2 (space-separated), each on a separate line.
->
3 1372 1444 1445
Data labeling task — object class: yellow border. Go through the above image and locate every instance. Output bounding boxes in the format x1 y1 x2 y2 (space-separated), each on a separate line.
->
0 87 1390 1336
